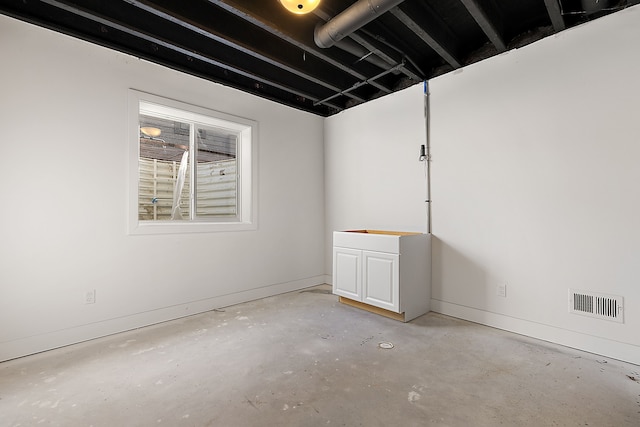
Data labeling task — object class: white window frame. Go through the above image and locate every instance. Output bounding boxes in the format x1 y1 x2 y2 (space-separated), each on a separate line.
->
128 90 258 234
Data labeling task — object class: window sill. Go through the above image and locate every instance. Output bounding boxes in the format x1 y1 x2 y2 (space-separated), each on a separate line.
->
128 220 257 235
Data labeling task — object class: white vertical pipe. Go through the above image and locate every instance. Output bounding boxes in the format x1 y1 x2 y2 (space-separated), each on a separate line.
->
424 80 432 234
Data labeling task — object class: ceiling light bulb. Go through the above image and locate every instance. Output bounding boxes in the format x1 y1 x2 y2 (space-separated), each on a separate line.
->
140 127 161 137
279 0 320 15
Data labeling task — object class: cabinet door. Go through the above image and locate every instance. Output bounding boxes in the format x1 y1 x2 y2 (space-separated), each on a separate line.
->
333 247 361 300
362 251 399 312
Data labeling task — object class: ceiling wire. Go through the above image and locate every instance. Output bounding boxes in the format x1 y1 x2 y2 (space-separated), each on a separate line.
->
358 27 426 77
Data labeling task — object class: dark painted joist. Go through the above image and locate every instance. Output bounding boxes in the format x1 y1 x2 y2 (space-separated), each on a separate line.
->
459 0 506 52
314 61 405 107
312 8 393 70
0 1 337 115
312 5 422 82
346 32 422 82
208 0 394 94
125 0 367 104
389 5 462 69
542 0 566 31
37 0 346 113
85 0 348 106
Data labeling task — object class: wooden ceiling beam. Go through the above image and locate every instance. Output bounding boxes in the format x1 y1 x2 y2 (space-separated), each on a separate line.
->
207 0 394 94
543 0 566 31
124 0 367 103
389 5 462 69
38 0 346 112
459 0 506 52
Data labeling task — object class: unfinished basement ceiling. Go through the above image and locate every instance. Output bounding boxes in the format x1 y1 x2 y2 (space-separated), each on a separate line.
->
1 0 638 116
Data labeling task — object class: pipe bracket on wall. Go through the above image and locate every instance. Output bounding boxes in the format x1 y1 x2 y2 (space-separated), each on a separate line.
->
419 144 427 161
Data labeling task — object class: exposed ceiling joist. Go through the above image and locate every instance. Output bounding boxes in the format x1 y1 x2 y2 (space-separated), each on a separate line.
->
459 0 507 52
313 0 406 48
208 0 394 95
39 0 345 112
1 0 635 116
312 8 400 90
543 0 566 31
314 60 406 107
124 0 367 104
346 32 422 82
389 6 462 69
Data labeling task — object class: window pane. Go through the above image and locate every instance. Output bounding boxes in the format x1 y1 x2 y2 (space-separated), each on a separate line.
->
195 125 238 218
138 115 191 220
130 90 255 233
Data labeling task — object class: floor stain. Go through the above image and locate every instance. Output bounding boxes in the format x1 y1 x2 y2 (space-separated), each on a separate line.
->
245 396 259 410
132 347 156 356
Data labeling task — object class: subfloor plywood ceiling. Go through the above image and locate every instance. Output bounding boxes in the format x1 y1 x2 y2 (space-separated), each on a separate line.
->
1 0 639 116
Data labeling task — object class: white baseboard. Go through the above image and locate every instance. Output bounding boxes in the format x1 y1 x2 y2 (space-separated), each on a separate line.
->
431 299 640 366
1 276 326 362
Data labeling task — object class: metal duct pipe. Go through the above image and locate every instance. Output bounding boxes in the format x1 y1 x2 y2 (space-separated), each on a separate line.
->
314 0 406 48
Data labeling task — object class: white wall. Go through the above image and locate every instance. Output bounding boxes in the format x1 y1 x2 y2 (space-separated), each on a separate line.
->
324 84 429 275
429 6 640 364
0 16 325 362
325 6 640 364
3 6 639 365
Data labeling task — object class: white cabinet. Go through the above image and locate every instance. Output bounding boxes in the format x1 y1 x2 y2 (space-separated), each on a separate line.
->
332 230 430 322
362 250 399 312
333 247 362 300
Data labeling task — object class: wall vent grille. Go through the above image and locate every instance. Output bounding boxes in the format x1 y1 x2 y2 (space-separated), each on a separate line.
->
569 289 624 323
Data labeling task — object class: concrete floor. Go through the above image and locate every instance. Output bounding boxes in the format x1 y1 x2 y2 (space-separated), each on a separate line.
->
1 285 639 427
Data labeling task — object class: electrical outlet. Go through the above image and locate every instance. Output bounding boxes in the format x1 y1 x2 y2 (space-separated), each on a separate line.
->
497 284 507 298
85 289 96 304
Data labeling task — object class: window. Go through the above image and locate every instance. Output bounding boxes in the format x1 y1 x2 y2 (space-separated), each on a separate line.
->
128 90 257 234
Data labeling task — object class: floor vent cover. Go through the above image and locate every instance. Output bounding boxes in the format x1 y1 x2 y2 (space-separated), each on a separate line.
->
569 289 624 323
